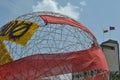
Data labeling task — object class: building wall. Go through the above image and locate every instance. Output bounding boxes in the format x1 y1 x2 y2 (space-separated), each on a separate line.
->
101 40 119 71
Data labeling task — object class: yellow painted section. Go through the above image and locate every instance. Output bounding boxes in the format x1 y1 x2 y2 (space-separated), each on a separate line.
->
0 20 39 46
0 40 13 65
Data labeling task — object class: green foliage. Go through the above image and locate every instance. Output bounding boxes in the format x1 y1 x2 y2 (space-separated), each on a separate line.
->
109 71 120 80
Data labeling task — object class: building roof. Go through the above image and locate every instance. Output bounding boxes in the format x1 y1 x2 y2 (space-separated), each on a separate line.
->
101 39 118 45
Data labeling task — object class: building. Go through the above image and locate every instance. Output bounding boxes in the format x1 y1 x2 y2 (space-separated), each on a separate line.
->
101 39 120 71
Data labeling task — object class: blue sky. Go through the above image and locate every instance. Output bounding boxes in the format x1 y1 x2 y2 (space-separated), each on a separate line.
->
0 0 120 44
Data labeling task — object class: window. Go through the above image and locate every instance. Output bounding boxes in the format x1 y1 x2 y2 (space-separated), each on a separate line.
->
103 45 115 50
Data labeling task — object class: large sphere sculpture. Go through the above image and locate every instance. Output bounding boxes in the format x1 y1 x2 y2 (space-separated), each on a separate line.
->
0 12 108 80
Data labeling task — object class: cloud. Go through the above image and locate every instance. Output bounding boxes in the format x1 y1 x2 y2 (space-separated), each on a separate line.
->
79 0 87 12
32 0 80 20
80 0 87 6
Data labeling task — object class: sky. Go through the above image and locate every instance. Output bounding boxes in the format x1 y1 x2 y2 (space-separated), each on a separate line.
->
0 0 120 44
